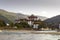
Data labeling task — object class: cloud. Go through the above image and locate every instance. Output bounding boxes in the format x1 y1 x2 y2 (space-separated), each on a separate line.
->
0 0 60 17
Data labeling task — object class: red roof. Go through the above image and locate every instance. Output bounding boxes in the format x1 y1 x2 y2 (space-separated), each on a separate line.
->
28 15 37 18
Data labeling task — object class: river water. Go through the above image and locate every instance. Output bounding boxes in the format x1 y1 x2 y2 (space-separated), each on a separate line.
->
0 31 60 40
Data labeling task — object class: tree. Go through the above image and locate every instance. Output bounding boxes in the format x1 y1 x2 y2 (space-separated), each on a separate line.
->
9 22 14 27
15 21 30 29
15 23 23 29
21 21 30 28
0 20 6 27
38 21 47 29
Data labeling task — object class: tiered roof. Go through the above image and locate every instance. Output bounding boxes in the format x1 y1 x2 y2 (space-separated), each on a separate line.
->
28 14 37 18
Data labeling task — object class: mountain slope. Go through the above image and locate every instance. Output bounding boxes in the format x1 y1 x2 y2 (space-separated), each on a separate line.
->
0 9 28 23
0 15 10 23
0 9 47 23
44 15 60 26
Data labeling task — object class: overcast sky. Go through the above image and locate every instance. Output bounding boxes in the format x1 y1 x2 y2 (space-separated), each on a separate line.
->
0 0 60 18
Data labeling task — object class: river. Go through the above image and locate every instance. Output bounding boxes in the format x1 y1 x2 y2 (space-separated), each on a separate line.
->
0 31 60 40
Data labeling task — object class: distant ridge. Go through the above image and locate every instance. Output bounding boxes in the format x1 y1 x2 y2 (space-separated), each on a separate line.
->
44 15 60 27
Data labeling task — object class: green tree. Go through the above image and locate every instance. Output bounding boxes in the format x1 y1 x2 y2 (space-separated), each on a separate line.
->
0 20 6 27
15 21 30 29
15 23 23 29
20 21 30 28
9 22 14 27
38 21 47 28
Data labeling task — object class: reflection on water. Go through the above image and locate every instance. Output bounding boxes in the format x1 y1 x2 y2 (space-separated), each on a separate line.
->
0 31 60 40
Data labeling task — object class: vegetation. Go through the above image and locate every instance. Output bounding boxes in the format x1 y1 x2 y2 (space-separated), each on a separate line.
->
37 19 47 28
0 9 59 30
0 20 6 27
15 21 30 29
9 22 14 27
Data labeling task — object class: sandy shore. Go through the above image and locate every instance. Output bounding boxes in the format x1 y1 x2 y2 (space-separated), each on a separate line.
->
30 31 60 34
0 30 60 35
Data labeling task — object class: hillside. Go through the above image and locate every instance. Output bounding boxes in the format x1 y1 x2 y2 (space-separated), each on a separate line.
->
44 15 60 26
0 9 28 23
0 15 10 23
0 9 47 23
